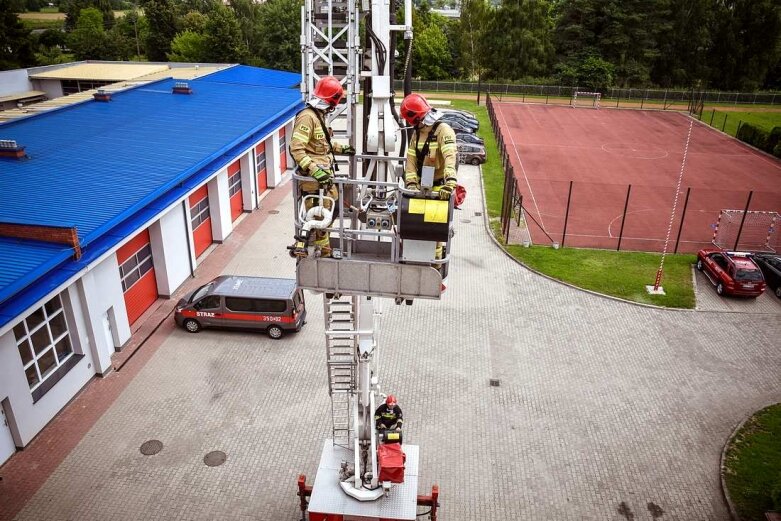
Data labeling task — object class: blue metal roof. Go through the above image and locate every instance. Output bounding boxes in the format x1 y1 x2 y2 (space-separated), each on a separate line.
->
0 68 304 329
200 65 301 88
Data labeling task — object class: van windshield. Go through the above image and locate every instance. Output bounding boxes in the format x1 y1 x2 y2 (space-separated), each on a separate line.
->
190 283 213 303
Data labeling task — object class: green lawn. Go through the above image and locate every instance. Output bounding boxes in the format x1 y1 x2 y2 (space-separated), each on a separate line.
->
724 403 781 520
424 94 697 308
701 110 781 137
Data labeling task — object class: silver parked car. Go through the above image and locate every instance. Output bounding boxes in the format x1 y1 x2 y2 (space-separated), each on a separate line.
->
457 143 486 165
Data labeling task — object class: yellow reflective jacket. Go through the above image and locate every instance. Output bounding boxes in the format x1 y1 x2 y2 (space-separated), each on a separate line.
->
290 107 349 192
404 121 458 185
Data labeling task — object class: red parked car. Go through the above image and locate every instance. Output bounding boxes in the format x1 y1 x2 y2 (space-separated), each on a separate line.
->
696 249 766 298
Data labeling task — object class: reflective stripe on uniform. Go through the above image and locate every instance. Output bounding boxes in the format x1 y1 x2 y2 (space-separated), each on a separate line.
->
292 131 309 142
299 156 313 169
440 143 457 154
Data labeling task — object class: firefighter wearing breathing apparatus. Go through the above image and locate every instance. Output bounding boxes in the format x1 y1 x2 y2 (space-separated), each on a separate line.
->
288 76 356 258
400 93 458 200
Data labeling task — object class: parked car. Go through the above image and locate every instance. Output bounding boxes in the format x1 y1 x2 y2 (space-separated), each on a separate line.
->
442 118 475 134
457 143 486 165
174 275 306 338
456 132 484 146
695 249 766 298
440 109 479 127
753 253 781 298
440 113 478 131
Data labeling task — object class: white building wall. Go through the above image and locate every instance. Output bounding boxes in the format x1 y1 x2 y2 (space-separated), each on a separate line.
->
76 256 131 374
0 284 97 447
149 204 192 297
208 170 231 242
0 70 32 97
267 132 282 188
32 79 63 100
240 148 256 211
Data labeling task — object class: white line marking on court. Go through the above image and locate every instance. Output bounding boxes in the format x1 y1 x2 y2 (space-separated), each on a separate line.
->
496 103 548 234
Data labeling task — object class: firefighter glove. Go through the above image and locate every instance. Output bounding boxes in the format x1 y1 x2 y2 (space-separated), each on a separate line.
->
312 168 332 187
439 180 457 200
405 180 420 191
341 145 356 156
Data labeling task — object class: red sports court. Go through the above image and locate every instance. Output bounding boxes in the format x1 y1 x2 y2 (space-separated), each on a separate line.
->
493 102 781 253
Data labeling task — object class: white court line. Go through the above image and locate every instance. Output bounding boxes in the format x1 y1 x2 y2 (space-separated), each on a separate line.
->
495 103 549 234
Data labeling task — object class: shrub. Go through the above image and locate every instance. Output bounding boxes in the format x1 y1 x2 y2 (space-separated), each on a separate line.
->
773 474 781 510
737 123 770 151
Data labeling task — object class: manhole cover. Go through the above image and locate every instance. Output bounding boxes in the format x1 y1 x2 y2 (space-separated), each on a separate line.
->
268 210 280 214
140 440 163 456
204 451 227 467
474 212 482 217
489 379 501 387
460 219 472 224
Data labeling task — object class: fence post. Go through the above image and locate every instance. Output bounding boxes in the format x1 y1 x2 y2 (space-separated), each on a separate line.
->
709 109 716 126
773 93 776 106
561 181 573 247
641 97 644 110
673 187 691 254
736 120 743 136
663 89 668 109
733 191 754 251
722 113 728 132
616 184 632 251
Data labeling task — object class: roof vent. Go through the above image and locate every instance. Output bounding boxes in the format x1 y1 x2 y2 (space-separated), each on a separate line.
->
93 89 112 102
173 82 192 95
0 140 26 159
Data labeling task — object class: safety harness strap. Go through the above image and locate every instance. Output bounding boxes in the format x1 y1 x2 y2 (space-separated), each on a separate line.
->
415 121 442 178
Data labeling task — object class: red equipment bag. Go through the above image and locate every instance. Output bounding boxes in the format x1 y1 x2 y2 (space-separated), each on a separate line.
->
377 443 406 483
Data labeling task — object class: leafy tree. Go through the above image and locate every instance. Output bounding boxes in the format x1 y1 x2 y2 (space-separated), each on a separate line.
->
253 0 301 71
180 10 208 33
457 0 489 79
413 16 452 79
201 4 247 62
141 0 177 61
707 0 781 90
67 7 106 58
64 0 113 30
0 0 36 69
484 0 554 80
229 0 262 56
651 0 713 87
167 29 206 61
112 7 145 57
575 54 614 91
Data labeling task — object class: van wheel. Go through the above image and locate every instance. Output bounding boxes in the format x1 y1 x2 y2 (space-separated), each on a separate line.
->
267 325 284 339
471 158 480 165
183 319 201 333
775 286 781 298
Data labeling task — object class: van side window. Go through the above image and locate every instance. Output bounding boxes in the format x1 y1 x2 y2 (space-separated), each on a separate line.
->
225 297 286 313
256 299 287 313
194 295 220 310
225 297 253 312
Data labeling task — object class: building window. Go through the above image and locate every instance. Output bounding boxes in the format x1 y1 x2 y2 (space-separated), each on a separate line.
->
255 150 266 173
119 244 153 292
61 79 111 96
228 170 242 197
191 196 210 229
279 134 286 154
13 294 75 393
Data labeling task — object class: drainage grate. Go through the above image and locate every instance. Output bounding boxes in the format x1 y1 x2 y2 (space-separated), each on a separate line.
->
204 451 227 467
489 379 501 387
474 212 482 217
268 210 280 214
140 440 163 456
460 219 472 224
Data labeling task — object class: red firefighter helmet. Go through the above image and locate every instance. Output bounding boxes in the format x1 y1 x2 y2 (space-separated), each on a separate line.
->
400 93 431 126
386 394 397 407
313 76 344 107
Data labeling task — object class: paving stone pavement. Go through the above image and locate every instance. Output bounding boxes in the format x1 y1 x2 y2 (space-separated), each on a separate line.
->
13 166 781 521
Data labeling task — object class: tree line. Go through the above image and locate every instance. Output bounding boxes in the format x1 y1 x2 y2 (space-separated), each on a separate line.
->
2 0 780 92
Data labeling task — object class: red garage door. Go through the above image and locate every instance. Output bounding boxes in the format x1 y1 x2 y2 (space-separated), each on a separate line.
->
228 160 242 222
117 229 158 325
255 142 267 195
189 185 213 258
279 128 288 171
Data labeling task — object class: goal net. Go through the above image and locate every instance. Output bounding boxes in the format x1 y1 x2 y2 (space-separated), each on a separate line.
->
712 210 780 252
571 91 601 109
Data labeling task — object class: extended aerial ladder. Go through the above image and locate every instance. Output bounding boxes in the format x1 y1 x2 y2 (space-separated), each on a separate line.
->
296 0 449 518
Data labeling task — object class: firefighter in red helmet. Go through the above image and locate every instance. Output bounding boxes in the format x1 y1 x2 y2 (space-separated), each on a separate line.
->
288 76 355 258
374 394 403 431
400 93 458 200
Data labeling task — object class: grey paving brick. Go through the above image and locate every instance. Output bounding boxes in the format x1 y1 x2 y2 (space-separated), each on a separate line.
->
15 166 781 521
